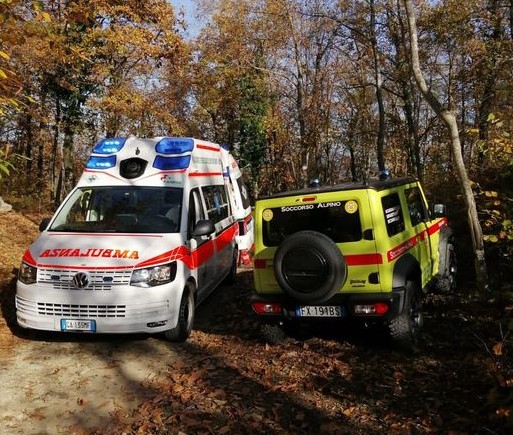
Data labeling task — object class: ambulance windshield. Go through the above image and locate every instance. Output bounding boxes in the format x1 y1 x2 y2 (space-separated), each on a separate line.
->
49 187 183 233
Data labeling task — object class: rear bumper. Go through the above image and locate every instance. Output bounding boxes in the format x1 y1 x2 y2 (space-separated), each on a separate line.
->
250 289 406 323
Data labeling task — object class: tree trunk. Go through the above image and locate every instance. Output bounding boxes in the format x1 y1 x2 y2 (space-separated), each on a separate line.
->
402 0 488 292
477 0 502 167
370 0 386 173
50 100 61 207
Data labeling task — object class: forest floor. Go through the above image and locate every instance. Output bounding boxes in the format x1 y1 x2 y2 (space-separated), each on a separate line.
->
1 210 513 434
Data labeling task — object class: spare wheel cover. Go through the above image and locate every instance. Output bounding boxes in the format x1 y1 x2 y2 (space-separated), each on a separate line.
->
274 230 347 303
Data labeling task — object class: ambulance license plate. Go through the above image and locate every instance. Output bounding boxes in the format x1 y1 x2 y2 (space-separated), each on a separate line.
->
296 306 344 318
61 319 96 332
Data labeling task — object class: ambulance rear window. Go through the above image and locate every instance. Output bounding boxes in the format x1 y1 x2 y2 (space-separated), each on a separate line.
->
49 187 183 233
236 177 251 210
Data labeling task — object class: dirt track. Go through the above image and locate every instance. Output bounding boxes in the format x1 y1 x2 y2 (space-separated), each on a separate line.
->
0 297 197 434
0 212 512 434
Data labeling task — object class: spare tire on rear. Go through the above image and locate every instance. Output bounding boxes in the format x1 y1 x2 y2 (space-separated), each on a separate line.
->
274 231 347 303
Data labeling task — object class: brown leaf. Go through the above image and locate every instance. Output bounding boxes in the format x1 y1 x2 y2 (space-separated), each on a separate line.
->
343 406 355 416
493 342 503 356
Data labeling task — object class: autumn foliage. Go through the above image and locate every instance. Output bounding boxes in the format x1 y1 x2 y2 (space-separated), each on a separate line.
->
1 1 513 431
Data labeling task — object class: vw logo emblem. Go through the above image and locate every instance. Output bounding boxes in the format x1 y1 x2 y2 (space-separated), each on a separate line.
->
72 272 90 289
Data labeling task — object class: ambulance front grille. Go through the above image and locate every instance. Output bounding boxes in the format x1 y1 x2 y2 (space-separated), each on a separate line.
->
37 303 126 318
38 268 132 291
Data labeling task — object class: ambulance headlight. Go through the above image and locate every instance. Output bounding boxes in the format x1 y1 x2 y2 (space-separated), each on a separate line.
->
19 262 37 284
131 262 177 287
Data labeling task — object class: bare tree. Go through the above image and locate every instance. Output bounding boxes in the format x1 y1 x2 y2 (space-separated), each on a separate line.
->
402 0 488 292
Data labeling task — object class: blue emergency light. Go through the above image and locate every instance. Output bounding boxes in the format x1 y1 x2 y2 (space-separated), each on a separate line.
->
92 137 127 154
153 155 191 170
86 155 116 169
155 137 194 155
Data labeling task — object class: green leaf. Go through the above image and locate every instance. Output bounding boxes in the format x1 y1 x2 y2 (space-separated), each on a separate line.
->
484 235 499 242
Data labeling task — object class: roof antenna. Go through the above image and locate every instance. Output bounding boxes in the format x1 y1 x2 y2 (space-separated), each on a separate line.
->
379 168 391 180
308 178 321 188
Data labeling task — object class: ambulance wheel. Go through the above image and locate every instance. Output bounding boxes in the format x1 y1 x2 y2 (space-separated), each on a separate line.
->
223 247 238 285
164 286 195 342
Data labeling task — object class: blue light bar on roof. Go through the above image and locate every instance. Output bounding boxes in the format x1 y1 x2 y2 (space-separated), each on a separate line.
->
155 137 194 155
86 155 116 169
153 155 191 170
92 137 127 154
220 143 230 151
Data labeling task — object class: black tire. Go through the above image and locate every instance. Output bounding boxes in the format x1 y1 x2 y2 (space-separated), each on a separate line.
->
164 286 195 342
435 245 457 293
274 231 347 303
223 247 238 285
389 280 423 347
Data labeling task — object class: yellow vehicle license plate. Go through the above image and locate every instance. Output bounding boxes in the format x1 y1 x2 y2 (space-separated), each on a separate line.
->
296 306 344 318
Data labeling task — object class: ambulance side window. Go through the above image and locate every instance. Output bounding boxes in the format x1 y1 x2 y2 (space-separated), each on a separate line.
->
203 185 229 224
187 188 206 239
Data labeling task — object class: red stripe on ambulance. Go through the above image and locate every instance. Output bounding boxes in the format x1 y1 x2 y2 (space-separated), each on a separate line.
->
196 144 220 152
135 223 238 270
189 172 223 177
22 249 37 267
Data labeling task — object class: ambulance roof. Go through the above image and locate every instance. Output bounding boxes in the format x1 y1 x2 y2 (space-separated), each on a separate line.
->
78 136 225 187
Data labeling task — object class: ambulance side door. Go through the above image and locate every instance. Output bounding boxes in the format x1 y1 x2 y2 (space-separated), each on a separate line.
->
202 185 233 281
187 188 215 297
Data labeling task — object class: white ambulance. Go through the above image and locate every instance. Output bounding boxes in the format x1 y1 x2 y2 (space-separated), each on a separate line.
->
16 136 240 342
220 145 254 264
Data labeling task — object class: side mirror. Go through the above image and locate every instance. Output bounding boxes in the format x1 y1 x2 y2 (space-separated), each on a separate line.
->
191 219 215 237
433 204 446 218
39 218 51 231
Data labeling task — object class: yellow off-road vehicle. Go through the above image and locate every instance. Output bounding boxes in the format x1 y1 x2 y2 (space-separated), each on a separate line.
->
251 177 456 346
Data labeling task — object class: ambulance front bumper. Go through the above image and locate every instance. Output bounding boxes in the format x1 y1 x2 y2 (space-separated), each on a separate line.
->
15 282 183 335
